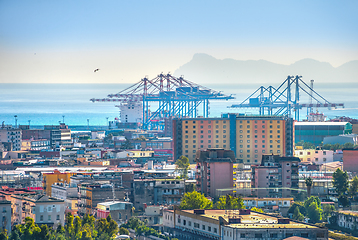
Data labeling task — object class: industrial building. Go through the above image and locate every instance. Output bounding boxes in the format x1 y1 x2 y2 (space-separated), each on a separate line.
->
173 114 293 163
295 122 352 146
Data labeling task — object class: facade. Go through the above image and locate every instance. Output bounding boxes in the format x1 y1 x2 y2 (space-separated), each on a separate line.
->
0 127 22 151
295 122 352 146
21 139 51 151
0 200 11 232
294 149 334 165
251 155 300 198
329 211 358 231
44 124 71 148
173 114 293 163
163 209 328 240
43 171 75 196
195 148 235 197
33 195 65 227
132 137 172 150
96 201 133 223
51 183 77 200
119 101 143 123
343 148 358 174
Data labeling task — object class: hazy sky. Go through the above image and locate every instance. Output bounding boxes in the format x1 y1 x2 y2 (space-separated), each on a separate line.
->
0 0 357 83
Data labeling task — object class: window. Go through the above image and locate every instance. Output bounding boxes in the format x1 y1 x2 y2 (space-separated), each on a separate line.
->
270 233 278 238
40 215 43 221
183 220 186 225
241 233 246 238
202 225 205 230
48 215 51 221
188 221 191 226
178 218 181 223
208 226 211 231
214 228 217 233
255 233 262 238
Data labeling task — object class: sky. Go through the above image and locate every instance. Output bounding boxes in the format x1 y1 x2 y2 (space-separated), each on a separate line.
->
0 0 357 83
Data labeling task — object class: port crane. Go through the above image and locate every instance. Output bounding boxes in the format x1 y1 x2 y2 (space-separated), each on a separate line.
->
91 73 235 129
229 75 344 120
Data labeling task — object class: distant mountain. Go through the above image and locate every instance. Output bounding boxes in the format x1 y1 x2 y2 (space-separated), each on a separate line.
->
174 53 358 84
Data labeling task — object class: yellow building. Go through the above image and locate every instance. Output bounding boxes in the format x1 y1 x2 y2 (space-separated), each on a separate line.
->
43 170 75 196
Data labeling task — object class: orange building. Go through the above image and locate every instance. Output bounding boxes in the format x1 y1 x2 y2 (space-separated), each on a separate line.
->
173 114 293 164
43 170 75 196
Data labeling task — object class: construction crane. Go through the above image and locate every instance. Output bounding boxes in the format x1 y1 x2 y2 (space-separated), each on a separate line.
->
91 73 235 129
229 75 344 121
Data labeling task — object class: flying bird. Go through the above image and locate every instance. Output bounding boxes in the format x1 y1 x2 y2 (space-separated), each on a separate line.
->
94 68 100 72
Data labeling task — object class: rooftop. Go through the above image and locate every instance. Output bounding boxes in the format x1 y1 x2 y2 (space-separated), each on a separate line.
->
177 209 319 229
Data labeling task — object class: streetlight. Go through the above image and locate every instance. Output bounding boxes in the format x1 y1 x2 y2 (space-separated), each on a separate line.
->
62 115 65 124
106 117 109 129
14 115 17 128
28 120 31 128
87 119 90 130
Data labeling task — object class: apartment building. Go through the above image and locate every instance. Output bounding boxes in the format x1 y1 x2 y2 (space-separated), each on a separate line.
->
294 149 334 164
0 127 22 151
251 155 300 198
195 148 235 197
0 199 11 232
173 114 293 163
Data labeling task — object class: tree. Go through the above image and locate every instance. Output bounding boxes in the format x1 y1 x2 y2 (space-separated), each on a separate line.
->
338 195 350 207
175 156 190 179
214 195 244 210
179 191 213 210
185 183 195 193
305 177 313 198
348 176 358 199
296 140 316 149
0 229 8 240
307 201 322 223
322 204 335 222
250 207 264 213
293 206 305 221
332 168 349 196
119 227 129 236
288 202 306 216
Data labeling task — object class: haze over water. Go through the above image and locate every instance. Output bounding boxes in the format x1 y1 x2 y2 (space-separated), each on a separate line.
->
1 83 357 126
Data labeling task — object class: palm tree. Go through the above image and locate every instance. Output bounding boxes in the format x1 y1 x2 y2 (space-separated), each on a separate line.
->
305 177 313 198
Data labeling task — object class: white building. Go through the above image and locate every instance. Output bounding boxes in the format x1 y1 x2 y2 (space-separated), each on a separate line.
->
294 149 334 164
51 183 77 200
0 127 22 151
91 131 106 140
33 195 65 227
119 102 143 123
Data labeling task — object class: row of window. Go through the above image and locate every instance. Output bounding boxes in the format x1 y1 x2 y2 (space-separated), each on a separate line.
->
177 218 218 233
39 214 60 221
239 144 281 149
240 129 280 133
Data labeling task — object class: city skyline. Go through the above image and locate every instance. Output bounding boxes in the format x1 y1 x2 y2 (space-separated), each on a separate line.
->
1 0 357 83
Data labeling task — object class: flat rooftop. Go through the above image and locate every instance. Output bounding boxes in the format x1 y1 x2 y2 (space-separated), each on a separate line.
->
178 209 319 229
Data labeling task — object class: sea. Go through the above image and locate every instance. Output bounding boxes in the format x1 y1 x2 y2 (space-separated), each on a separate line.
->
1 82 358 128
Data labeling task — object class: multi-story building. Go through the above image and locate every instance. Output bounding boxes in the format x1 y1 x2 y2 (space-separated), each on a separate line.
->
133 178 184 210
163 209 328 240
295 122 352 146
343 148 358 173
0 199 11 232
251 155 300 198
96 201 133 223
329 211 358 231
44 124 71 148
173 114 293 163
43 170 75 196
294 149 334 164
0 126 22 151
195 148 235 197
21 139 51 151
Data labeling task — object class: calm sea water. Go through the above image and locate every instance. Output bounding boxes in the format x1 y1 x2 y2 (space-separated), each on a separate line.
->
1 83 357 126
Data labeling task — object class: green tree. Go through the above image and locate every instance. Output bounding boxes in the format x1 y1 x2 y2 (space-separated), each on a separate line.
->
0 229 8 240
250 207 264 213
348 176 358 199
175 156 190 179
332 168 349 196
305 177 313 198
288 202 306 216
119 227 129 236
8 230 20 240
307 201 322 223
65 213 75 239
322 204 335 222
185 183 195 193
179 191 213 210
304 196 321 211
214 195 244 210
293 206 305 221
343 142 354 149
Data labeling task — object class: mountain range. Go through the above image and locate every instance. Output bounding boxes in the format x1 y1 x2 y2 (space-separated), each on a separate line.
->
174 53 358 85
